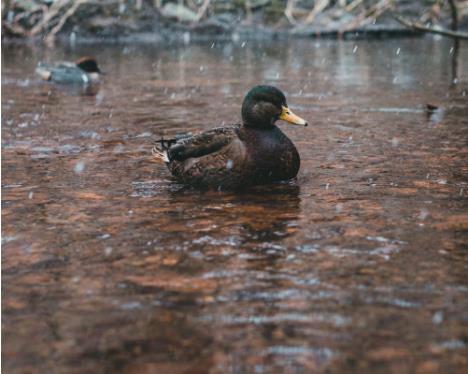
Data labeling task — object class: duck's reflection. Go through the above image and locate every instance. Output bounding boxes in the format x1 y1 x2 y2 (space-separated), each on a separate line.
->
165 181 302 247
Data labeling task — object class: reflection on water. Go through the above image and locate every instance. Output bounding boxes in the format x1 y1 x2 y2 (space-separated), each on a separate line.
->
2 38 468 373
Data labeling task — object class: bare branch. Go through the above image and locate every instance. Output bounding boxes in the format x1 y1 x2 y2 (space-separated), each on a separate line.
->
195 0 210 22
340 0 394 32
393 13 468 40
447 0 458 31
284 0 298 25
304 0 330 25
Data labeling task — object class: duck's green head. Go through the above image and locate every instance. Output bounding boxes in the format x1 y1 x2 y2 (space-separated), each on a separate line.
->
241 85 307 129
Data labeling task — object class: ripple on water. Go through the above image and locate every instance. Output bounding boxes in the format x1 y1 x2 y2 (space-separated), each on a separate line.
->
131 179 184 196
263 346 334 361
200 313 351 327
193 235 240 246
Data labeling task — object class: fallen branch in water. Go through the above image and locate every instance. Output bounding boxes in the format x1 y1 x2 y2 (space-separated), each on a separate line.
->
393 14 468 40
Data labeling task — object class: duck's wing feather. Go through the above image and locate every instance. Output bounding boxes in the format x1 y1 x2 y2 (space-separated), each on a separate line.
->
167 126 240 162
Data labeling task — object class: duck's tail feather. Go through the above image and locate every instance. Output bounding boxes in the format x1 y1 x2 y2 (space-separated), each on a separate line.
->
153 133 193 163
154 137 178 151
35 66 52 81
153 136 178 163
152 146 169 163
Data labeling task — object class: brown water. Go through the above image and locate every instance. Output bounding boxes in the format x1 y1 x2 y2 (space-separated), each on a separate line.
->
2 38 468 373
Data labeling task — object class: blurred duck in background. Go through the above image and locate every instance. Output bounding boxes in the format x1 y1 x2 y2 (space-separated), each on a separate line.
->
35 56 102 84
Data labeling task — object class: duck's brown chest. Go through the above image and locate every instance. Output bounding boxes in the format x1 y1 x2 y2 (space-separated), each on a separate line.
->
240 126 300 183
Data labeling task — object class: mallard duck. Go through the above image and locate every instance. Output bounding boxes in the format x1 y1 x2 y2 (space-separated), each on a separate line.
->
35 56 102 84
153 85 308 190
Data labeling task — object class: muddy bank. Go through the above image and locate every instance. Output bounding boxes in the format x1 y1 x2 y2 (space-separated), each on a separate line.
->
3 0 468 43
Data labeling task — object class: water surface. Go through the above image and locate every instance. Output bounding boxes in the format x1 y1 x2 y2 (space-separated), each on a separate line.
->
2 38 468 373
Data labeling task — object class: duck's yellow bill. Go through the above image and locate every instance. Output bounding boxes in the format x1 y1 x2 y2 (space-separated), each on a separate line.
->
280 106 308 126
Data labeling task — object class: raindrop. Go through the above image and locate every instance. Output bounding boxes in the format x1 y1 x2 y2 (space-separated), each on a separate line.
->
113 144 124 153
104 247 113 256
211 42 215 49
226 159 233 170
241 41 246 48
79 131 101 140
418 208 429 221
28 192 34 199
74 160 86 174
432 311 443 324
396 47 401 56
95 92 104 106
17 79 30 87
183 32 190 44
352 45 358 54
136 132 152 138
69 31 76 46
199 66 204 72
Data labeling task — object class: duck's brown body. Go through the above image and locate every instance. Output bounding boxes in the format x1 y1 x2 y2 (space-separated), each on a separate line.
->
165 124 299 189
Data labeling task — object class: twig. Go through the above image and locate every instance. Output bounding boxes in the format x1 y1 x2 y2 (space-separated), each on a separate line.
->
340 0 393 32
344 0 363 13
447 0 458 31
393 13 468 40
29 0 70 36
304 0 330 25
195 0 210 22
45 0 86 43
284 0 298 25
